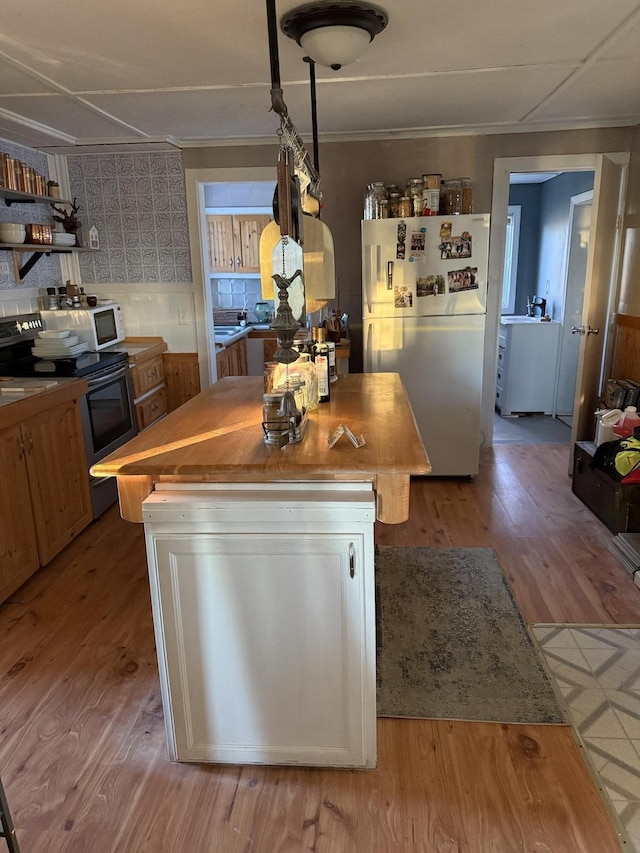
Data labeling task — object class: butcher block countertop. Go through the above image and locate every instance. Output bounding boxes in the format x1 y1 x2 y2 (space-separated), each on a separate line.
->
0 376 88 430
91 373 430 525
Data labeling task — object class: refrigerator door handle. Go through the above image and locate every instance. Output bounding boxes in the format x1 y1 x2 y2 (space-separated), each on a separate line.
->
365 323 379 372
363 244 380 313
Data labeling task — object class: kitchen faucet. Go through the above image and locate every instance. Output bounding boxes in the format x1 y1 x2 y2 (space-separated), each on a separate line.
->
527 296 547 318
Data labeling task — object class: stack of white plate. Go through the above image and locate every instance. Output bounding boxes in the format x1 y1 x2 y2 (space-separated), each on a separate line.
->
52 233 76 247
32 330 89 358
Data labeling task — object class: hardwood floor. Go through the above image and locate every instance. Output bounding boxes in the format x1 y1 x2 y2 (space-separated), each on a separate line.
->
1 443 638 851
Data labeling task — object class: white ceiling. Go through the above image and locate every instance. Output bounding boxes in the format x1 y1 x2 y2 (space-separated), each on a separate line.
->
0 0 639 152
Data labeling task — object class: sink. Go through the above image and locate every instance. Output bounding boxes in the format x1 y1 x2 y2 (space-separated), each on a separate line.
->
214 324 248 346
214 325 243 334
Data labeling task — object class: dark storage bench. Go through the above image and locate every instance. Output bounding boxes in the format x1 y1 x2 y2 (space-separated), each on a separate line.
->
572 441 640 533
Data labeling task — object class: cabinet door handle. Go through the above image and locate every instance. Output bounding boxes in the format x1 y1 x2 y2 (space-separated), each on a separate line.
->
349 542 355 579
23 430 33 453
228 257 234 267
15 434 25 458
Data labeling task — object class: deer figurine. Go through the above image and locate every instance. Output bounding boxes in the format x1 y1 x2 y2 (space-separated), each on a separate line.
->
51 198 82 246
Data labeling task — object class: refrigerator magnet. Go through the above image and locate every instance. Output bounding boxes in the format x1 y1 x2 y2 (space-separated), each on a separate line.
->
394 285 413 308
409 229 426 260
448 266 479 292
449 231 472 259
396 221 406 259
417 274 445 297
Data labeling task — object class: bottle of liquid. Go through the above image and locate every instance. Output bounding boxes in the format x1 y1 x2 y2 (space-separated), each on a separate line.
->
296 353 318 411
613 406 640 439
327 339 337 383
312 327 331 404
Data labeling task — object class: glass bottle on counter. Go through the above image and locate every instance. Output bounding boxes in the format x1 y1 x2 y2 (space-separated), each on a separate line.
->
311 327 331 403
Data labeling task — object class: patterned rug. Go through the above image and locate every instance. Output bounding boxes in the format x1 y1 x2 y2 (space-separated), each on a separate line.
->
375 546 564 723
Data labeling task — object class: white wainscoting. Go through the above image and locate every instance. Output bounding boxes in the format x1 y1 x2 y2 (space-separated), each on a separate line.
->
100 284 198 352
0 288 43 317
0 282 198 353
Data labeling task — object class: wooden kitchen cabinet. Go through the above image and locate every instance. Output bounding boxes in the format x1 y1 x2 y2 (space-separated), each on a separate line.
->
0 389 93 602
216 337 247 379
207 214 272 274
124 337 168 431
0 422 39 601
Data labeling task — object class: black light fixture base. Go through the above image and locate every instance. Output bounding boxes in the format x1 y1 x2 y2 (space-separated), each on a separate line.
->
281 2 388 56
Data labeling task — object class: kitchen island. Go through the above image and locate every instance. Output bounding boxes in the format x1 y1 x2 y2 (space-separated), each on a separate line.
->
91 373 429 768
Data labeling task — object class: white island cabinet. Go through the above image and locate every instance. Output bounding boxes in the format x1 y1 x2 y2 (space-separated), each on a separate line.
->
91 374 430 768
143 483 377 767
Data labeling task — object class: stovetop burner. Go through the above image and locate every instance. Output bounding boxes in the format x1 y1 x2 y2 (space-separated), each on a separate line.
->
0 348 129 378
0 312 128 378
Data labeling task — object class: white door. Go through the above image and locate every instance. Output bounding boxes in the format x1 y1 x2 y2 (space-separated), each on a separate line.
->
571 155 624 446
555 193 592 418
147 531 375 767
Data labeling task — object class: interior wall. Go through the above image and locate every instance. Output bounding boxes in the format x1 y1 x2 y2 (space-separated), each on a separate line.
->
319 128 633 372
508 184 541 315
535 171 595 320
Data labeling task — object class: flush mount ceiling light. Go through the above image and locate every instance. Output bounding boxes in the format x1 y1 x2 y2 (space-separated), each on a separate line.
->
280 1 388 70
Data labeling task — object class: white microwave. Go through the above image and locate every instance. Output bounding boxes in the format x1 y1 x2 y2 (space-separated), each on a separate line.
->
41 304 125 351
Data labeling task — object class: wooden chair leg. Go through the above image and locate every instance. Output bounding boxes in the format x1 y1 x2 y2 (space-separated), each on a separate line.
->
0 778 20 853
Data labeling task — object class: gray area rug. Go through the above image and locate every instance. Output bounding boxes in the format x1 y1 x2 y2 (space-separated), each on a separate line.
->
376 546 564 723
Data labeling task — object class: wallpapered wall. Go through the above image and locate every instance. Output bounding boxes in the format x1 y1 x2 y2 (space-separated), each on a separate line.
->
0 140 60 290
67 151 192 284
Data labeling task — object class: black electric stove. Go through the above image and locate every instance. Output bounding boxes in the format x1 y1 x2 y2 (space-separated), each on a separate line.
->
0 312 128 377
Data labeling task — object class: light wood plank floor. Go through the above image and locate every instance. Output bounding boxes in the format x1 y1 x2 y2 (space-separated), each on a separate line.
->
1 443 639 852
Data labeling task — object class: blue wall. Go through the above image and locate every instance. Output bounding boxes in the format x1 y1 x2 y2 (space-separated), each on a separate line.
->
508 172 595 319
508 184 541 316
536 171 595 320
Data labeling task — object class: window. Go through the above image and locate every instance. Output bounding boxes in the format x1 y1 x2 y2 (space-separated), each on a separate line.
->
501 205 521 315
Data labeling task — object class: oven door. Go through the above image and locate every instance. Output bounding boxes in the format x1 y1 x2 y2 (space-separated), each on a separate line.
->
81 363 138 517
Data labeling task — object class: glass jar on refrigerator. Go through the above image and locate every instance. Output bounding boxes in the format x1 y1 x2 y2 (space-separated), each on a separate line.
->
364 182 388 219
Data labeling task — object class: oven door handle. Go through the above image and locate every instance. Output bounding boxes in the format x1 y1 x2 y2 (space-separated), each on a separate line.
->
85 364 130 387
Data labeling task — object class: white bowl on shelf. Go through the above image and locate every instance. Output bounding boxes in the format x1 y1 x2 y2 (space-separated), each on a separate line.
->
0 223 26 243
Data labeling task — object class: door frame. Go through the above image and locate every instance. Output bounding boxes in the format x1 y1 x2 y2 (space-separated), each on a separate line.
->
184 166 276 389
484 153 629 448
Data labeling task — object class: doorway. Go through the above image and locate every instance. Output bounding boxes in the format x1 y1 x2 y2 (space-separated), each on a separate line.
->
485 153 628 454
494 172 594 444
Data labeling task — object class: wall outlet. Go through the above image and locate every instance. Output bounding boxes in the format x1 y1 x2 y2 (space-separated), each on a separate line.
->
545 279 551 294
0 262 10 275
177 309 188 325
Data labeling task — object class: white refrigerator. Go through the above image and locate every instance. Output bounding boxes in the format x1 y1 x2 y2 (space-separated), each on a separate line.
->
362 214 490 476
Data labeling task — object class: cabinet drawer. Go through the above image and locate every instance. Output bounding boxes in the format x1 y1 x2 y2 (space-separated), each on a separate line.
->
263 338 279 364
136 386 167 431
132 355 165 398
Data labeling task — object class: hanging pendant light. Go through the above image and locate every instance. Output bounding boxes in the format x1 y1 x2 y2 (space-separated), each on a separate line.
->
280 1 388 70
